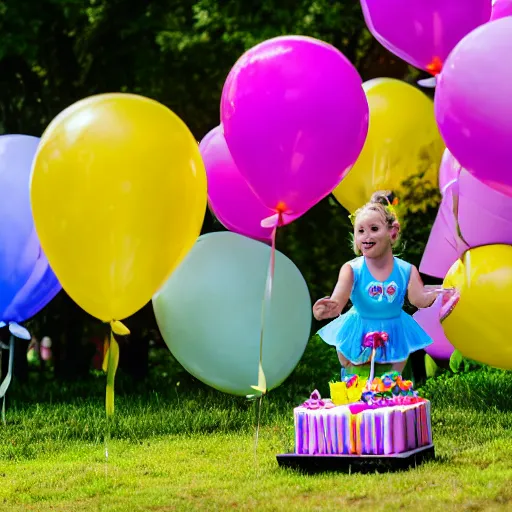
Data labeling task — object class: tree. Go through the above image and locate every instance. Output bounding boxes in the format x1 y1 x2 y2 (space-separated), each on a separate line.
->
0 0 439 384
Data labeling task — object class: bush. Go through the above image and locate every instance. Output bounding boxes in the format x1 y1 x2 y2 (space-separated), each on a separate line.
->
419 366 512 411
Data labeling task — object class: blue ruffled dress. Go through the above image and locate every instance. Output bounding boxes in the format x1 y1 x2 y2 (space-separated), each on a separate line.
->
318 256 432 364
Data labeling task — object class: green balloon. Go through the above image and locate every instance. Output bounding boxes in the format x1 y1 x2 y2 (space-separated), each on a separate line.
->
153 232 312 396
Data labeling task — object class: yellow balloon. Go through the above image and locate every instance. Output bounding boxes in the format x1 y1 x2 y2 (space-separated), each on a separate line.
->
31 93 207 322
442 245 512 369
333 78 444 213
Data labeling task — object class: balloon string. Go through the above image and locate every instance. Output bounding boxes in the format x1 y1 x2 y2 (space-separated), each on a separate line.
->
253 212 282 463
368 348 376 386
0 323 31 424
103 320 130 462
0 335 15 425
254 394 263 468
104 405 111 479
103 331 119 418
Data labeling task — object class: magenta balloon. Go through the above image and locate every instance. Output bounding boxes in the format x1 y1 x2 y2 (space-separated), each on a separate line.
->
420 170 512 278
438 149 461 195
360 0 491 74
413 297 454 360
220 36 369 223
491 0 512 20
200 125 294 242
435 18 512 197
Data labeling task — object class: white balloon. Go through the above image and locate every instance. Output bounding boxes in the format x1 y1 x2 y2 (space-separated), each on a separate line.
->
153 232 311 396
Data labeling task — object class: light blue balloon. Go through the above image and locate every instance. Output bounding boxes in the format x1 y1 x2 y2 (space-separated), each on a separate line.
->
153 232 312 396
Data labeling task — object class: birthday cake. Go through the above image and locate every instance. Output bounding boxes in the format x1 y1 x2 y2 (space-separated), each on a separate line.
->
293 372 432 455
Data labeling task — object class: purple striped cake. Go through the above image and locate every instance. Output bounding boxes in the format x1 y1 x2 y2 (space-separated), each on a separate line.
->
293 374 432 455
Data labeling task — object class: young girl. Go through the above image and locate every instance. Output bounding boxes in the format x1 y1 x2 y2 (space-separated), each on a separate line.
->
313 191 441 377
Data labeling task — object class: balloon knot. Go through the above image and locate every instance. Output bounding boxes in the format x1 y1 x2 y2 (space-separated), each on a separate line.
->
417 76 437 88
426 56 443 76
260 202 286 229
260 212 284 229
275 201 286 213
110 320 130 336
8 322 31 340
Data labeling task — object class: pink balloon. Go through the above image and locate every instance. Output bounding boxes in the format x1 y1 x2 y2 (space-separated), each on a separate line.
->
220 36 369 224
491 0 512 20
413 297 454 360
439 149 461 195
199 126 293 242
420 184 465 279
435 17 512 197
420 170 512 278
360 0 491 75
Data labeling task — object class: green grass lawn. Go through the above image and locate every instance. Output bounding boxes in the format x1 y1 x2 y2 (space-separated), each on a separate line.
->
1 368 512 511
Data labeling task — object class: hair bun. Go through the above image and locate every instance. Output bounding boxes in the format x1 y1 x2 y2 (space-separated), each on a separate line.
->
370 190 396 206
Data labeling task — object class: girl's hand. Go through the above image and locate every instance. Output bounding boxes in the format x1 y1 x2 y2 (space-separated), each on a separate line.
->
423 285 456 296
422 286 457 307
313 297 342 320
408 265 457 309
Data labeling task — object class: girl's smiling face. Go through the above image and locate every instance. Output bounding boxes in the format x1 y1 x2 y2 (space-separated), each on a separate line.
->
354 210 395 258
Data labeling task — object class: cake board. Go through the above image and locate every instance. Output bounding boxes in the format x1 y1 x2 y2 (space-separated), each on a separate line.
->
276 444 435 474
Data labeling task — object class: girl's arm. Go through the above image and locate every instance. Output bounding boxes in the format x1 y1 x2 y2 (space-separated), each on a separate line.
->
407 265 438 309
331 263 354 307
313 263 354 320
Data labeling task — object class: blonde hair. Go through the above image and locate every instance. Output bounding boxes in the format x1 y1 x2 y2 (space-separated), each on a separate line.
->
351 191 401 255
